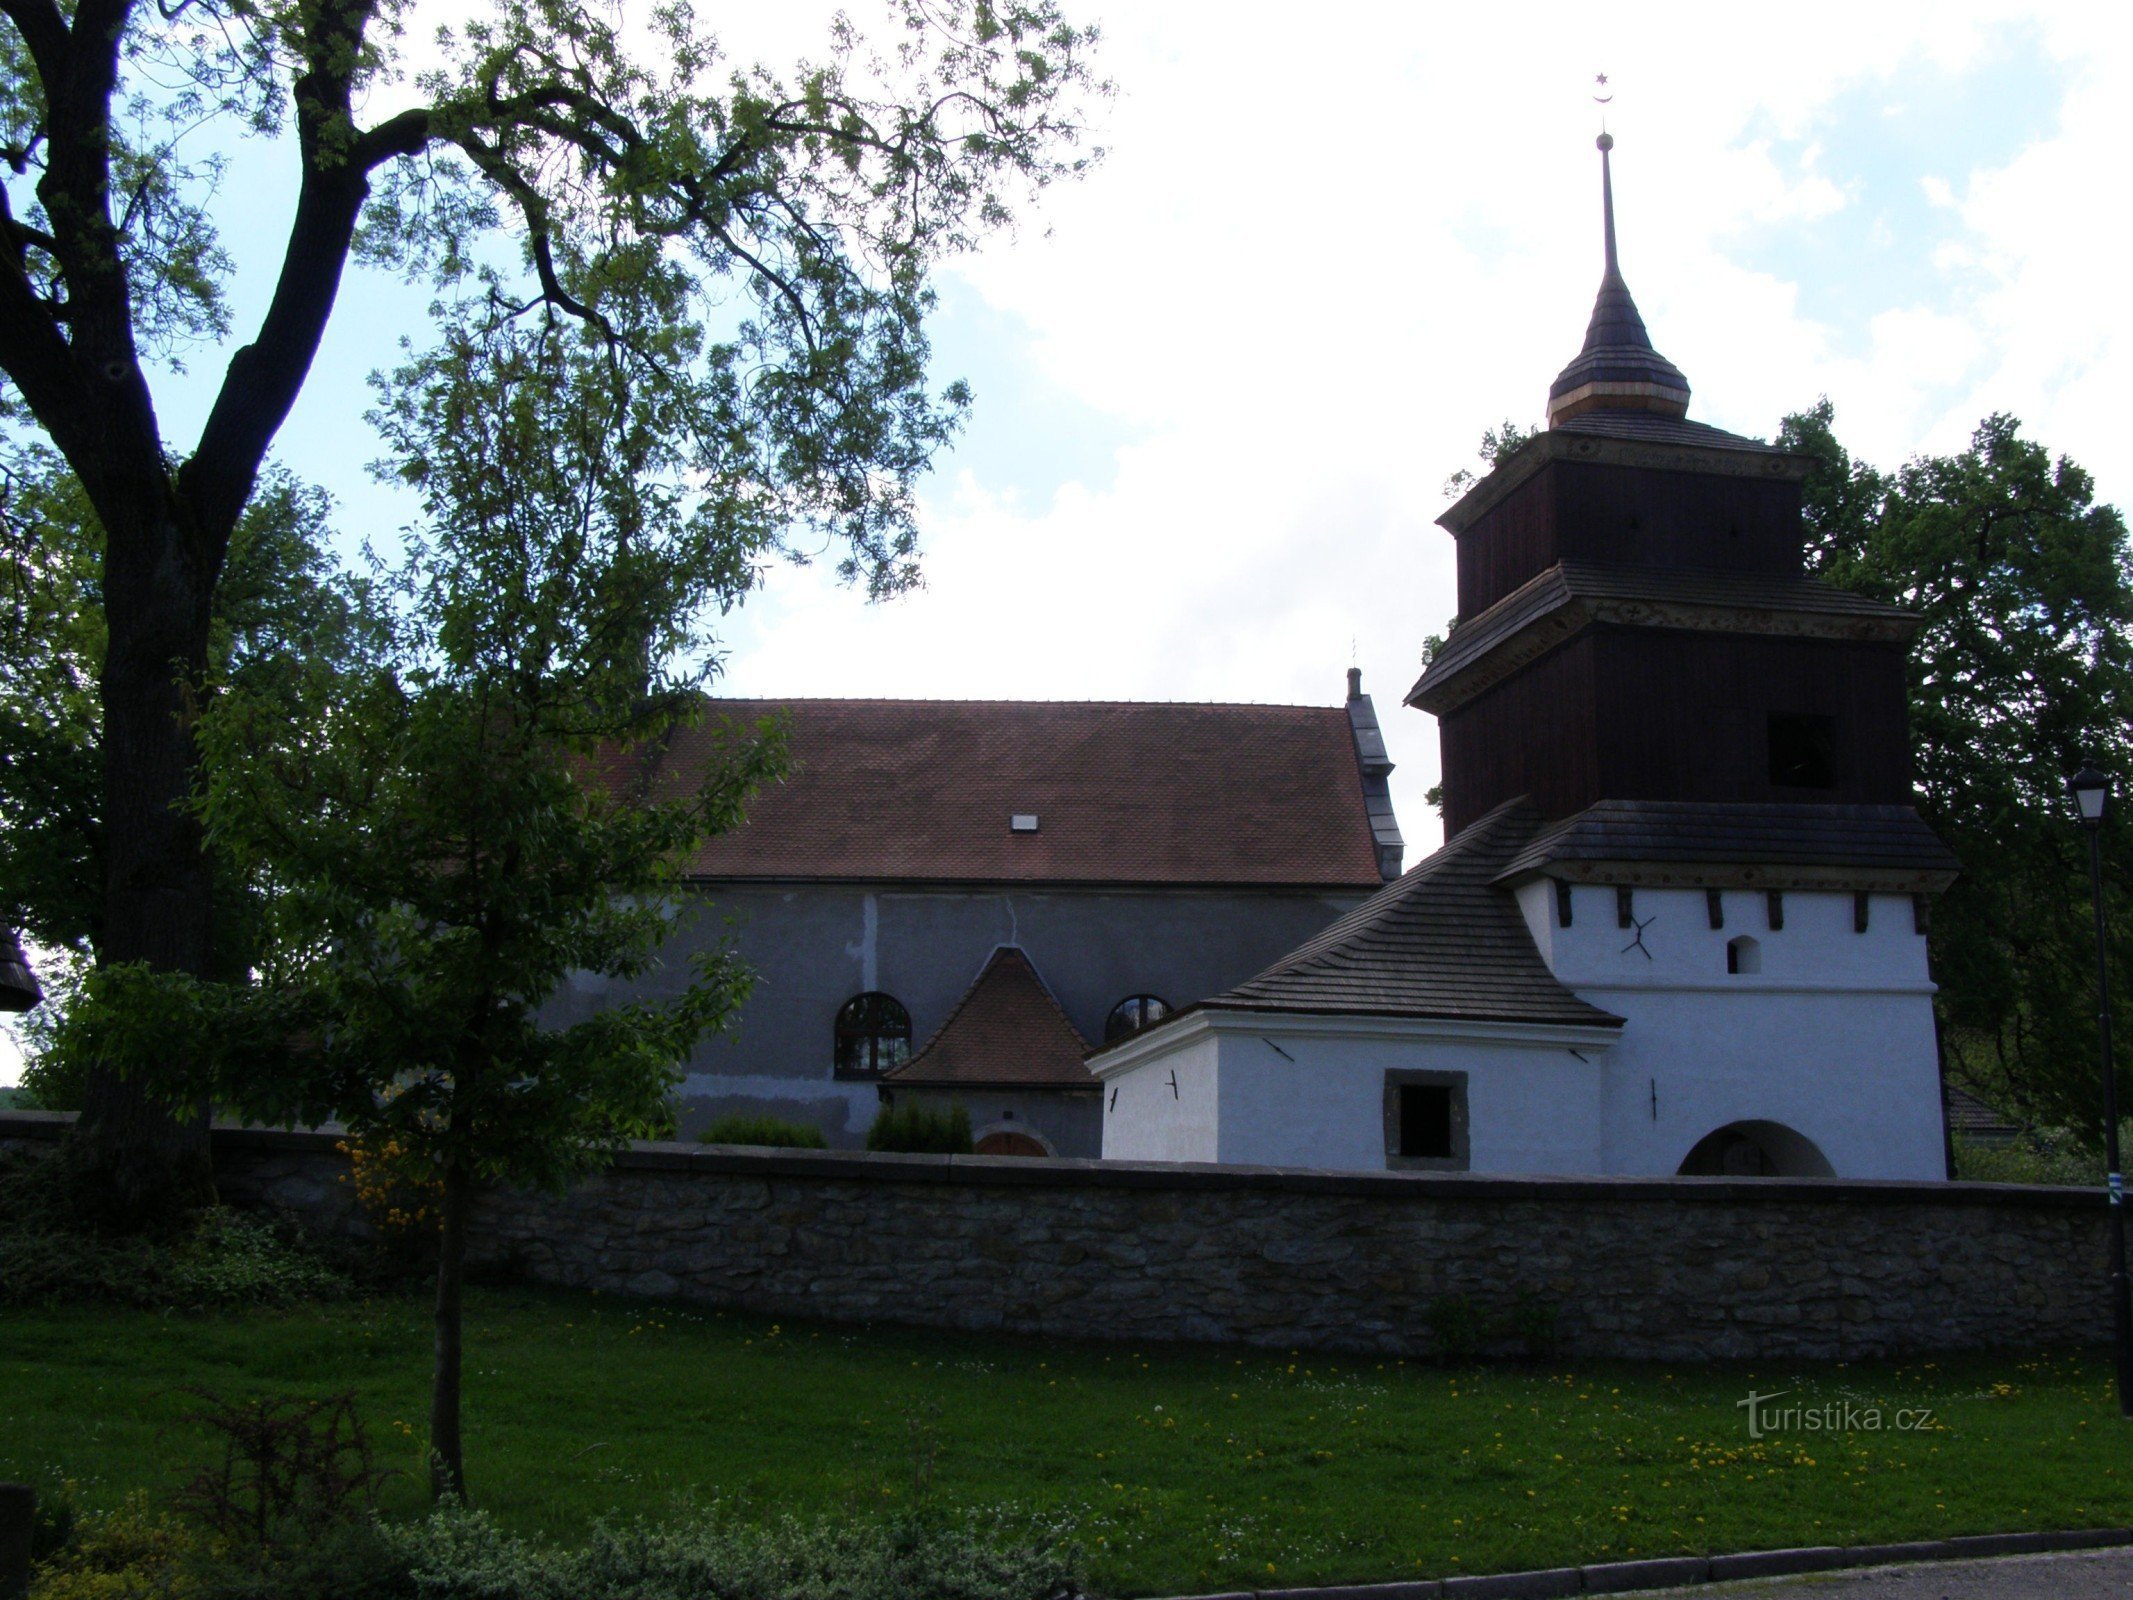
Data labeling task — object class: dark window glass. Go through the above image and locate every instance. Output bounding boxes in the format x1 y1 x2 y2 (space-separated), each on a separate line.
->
1104 994 1172 1043
1768 713 1839 789
1398 1084 1455 1160
834 992 912 1077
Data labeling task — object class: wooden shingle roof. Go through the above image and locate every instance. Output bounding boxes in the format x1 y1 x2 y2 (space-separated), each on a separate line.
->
1552 411 1787 454
656 698 1387 887
1496 799 1960 890
1409 559 1917 712
1196 800 1623 1029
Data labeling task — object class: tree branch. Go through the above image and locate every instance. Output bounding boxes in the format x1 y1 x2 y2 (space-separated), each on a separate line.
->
0 0 68 87
180 0 384 540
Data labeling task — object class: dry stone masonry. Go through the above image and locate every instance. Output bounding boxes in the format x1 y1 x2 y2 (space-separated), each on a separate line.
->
0 1111 2106 1361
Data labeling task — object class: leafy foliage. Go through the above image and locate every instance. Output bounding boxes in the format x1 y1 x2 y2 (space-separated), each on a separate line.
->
1440 420 1539 499
1782 402 2133 1140
699 1114 830 1150
376 1505 1086 1600
24 1492 204 1600
0 453 360 965
867 1101 974 1154
25 1498 1081 1600
0 1155 345 1309
1949 1124 2133 1187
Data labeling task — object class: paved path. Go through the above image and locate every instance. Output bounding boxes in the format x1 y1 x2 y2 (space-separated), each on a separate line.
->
1643 1546 2133 1599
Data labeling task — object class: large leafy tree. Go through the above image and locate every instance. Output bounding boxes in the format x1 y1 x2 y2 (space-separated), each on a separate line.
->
0 0 1102 1220
1782 402 2133 1139
0 455 360 1026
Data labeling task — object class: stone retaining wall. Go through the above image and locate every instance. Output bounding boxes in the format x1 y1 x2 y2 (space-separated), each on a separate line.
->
1 1110 2108 1361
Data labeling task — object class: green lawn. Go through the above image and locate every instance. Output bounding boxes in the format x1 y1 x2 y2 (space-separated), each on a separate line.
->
2 1287 2127 1596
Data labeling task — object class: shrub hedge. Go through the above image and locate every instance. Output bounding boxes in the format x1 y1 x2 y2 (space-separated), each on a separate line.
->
697 1114 828 1149
866 1101 972 1154
28 1502 1084 1600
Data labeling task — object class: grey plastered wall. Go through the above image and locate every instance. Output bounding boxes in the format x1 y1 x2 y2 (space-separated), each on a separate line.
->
546 882 1364 1145
3 1112 2108 1362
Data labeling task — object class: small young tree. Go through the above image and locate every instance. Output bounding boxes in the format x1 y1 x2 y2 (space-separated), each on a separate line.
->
78 304 783 1498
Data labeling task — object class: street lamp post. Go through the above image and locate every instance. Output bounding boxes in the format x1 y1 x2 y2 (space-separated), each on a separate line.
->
2069 764 2133 1419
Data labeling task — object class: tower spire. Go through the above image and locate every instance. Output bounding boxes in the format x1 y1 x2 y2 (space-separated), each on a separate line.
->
1547 130 1691 427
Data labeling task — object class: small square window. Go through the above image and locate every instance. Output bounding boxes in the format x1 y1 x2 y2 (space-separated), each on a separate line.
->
1400 1085 1453 1158
1768 713 1838 789
1383 1070 1470 1171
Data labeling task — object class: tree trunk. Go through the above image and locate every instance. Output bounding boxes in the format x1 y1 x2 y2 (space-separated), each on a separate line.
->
429 1161 472 1502
70 501 219 1232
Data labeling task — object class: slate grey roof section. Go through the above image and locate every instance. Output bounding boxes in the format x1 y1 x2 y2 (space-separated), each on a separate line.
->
1496 800 1961 888
1345 668 1405 880
1196 799 1623 1028
1553 411 1787 455
1408 559 1918 711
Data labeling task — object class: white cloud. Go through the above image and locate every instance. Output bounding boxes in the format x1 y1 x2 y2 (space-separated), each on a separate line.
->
721 0 2128 864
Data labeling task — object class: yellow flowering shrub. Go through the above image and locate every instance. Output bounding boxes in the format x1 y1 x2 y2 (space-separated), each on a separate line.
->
337 1135 445 1234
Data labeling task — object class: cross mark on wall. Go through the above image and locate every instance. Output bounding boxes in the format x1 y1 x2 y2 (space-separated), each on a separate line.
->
1621 913 1656 960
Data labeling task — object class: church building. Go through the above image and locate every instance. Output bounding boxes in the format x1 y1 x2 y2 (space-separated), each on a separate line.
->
554 690 1404 1154
1092 136 1959 1180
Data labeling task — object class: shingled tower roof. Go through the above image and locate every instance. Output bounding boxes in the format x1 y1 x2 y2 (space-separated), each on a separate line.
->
1548 134 1691 427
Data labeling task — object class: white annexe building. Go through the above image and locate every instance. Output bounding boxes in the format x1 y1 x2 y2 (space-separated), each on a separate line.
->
1093 139 1959 1182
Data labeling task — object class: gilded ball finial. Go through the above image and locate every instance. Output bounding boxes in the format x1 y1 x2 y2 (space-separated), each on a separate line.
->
1597 131 1615 152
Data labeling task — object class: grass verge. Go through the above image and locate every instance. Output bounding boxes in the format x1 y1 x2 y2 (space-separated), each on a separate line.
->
2 1286 2127 1595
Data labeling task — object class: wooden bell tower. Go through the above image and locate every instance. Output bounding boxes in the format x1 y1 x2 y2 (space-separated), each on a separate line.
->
1410 135 1924 841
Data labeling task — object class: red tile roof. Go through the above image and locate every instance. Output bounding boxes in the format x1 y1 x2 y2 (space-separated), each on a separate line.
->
884 946 1096 1090
655 698 1384 886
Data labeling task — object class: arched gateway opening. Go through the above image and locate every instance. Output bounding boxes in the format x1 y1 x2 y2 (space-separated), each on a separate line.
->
974 1130 1050 1157
1677 1120 1834 1178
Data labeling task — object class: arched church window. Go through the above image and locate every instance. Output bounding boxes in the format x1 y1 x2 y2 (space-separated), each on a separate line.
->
1726 936 1761 975
1104 994 1172 1043
834 992 912 1077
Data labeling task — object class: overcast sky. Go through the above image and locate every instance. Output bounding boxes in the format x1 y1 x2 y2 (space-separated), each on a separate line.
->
5 0 2129 1083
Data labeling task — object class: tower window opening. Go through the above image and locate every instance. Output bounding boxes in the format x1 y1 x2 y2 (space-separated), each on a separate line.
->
1726 936 1761 975
1768 713 1839 789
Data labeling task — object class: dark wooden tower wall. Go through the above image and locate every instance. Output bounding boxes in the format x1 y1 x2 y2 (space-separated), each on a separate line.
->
1431 630 1914 836
1454 458 1807 618
1412 422 1928 836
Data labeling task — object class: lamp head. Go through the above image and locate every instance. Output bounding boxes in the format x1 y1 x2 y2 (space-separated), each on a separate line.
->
2070 765 2112 827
